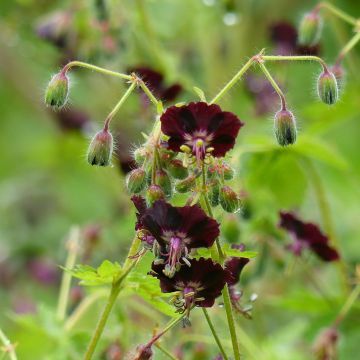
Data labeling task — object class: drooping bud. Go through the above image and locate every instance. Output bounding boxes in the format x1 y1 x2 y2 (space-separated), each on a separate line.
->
167 159 188 179
155 169 172 197
208 182 220 207
175 175 196 193
222 214 241 244
274 109 297 146
146 184 165 206
317 69 339 105
126 168 147 193
132 344 153 360
298 12 322 46
219 186 241 213
87 128 113 166
45 71 69 109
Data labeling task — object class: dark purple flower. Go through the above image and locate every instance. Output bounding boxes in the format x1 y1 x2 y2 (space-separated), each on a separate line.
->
27 257 60 286
224 244 250 286
150 258 232 318
141 200 219 277
130 67 182 102
279 212 339 262
161 102 243 163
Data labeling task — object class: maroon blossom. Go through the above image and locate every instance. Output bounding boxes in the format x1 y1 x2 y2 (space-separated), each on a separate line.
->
224 244 250 286
161 102 243 163
130 66 182 102
150 258 232 319
141 200 219 277
279 212 340 262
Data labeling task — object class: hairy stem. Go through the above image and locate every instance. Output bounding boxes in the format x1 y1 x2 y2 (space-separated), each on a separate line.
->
316 2 358 26
0 328 17 360
262 55 329 71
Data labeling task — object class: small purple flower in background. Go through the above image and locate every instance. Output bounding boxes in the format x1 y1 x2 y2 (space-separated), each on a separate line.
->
141 200 219 277
26 257 60 286
130 66 182 103
161 102 243 164
150 258 232 320
279 212 340 262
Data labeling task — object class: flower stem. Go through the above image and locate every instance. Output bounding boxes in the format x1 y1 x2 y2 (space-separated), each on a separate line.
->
316 2 358 26
57 226 81 322
202 308 229 360
262 55 329 71
139 80 163 113
154 344 178 360
0 328 17 360
62 61 132 80
335 31 360 65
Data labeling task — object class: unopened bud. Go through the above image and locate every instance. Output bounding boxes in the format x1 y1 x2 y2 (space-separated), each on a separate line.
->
274 109 297 146
317 70 339 105
133 147 148 165
126 168 147 193
219 186 241 213
223 162 235 180
45 71 69 108
298 12 322 46
312 327 338 360
168 159 188 179
87 128 113 166
175 175 196 193
146 184 165 206
132 344 153 360
208 183 220 207
156 169 172 197
222 214 241 243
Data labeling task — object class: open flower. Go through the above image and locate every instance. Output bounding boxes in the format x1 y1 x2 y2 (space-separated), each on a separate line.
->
224 244 250 286
141 200 219 277
150 258 232 319
160 102 243 163
279 212 339 262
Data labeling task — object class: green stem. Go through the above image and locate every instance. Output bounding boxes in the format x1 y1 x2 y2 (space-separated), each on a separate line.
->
154 344 178 360
262 55 329 71
336 31 360 65
317 2 358 26
334 282 360 327
104 82 137 130
202 308 229 360
139 81 163 113
257 62 286 109
62 61 132 80
57 226 81 321
0 328 17 360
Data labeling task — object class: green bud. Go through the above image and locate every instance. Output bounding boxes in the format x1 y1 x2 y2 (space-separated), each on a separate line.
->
317 70 339 105
274 109 297 146
87 128 113 166
219 186 241 213
167 159 188 179
126 168 147 193
298 12 322 46
146 184 165 206
133 147 148 165
175 175 196 193
45 71 69 108
222 214 241 244
208 183 220 207
223 162 235 180
156 169 172 197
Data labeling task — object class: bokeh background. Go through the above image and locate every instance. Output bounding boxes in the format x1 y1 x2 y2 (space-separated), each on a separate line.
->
1 0 360 359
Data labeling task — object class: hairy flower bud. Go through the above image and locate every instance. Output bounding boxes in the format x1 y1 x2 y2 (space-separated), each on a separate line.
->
208 183 220 207
222 214 241 244
298 12 322 46
223 162 235 180
312 327 338 360
45 71 69 108
155 169 172 197
175 175 196 193
317 70 339 105
274 109 297 146
133 147 148 165
87 128 113 166
219 186 241 213
132 344 153 360
167 159 188 179
146 184 165 206
126 168 147 193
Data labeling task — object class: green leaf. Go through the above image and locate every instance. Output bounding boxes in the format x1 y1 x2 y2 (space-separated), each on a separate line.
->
194 246 257 260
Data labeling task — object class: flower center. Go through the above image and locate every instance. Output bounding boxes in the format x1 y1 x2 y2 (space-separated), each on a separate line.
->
162 236 189 278
183 130 214 164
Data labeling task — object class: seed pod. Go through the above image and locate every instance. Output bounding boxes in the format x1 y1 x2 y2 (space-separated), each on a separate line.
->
317 70 339 105
274 109 297 146
222 214 241 244
167 159 188 179
219 186 241 213
298 12 322 46
146 184 165 206
45 71 69 108
175 175 196 193
126 168 147 193
87 128 113 166
208 183 220 207
155 169 172 197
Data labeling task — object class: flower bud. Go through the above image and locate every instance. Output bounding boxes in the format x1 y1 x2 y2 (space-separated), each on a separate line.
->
208 183 220 207
167 159 188 179
317 70 339 105
126 168 147 193
298 12 322 46
133 147 148 165
223 162 235 180
219 186 241 213
155 169 172 197
312 327 338 360
175 175 196 193
132 344 153 360
45 71 69 108
87 128 113 166
146 184 165 206
274 109 297 146
222 214 241 244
